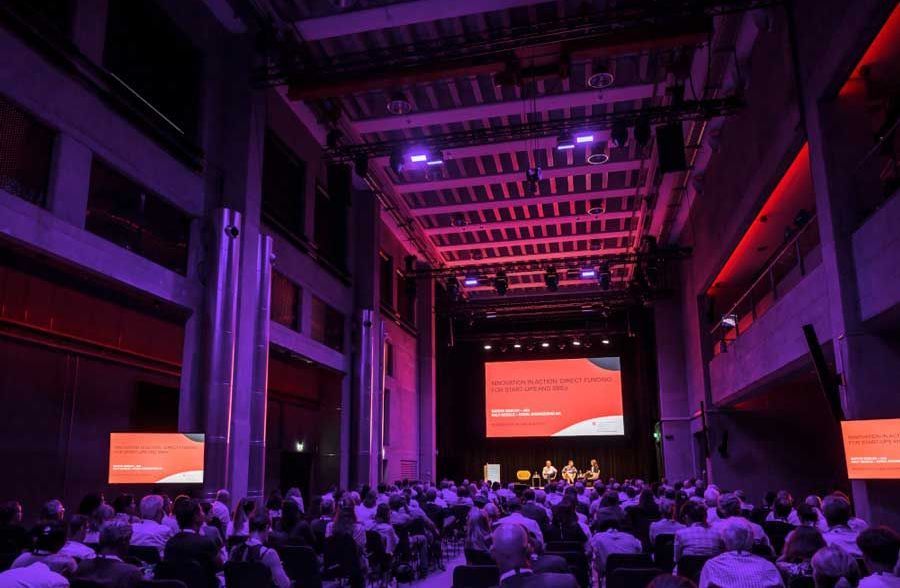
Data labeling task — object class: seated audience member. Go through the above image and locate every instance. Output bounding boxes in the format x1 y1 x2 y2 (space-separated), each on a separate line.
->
521 489 550 530
650 499 685 543
703 487 721 525
227 512 291 588
285 487 305 514
326 498 367 549
465 507 492 555
164 498 223 584
225 499 252 539
269 500 315 548
12 522 77 576
589 518 643 577
85 504 115 544
131 495 174 555
371 504 399 556
712 493 772 550
776 525 826 585
768 493 795 523
591 491 626 527
355 491 378 528
856 526 900 587
112 494 138 523
265 490 283 521
628 488 663 544
77 494 104 518
57 515 95 561
497 501 544 546
675 501 724 562
0 501 28 553
823 496 863 557
211 489 231 526
490 524 578 587
73 522 142 588
797 503 824 529
830 492 868 533
699 518 784 588
812 544 861 588
0 558 69 587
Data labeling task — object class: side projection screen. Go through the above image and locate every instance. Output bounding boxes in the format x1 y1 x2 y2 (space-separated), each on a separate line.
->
841 419 900 479
108 433 205 484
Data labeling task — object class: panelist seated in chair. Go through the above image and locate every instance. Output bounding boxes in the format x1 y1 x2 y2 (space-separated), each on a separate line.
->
584 460 601 482
561 461 578 484
542 461 558 484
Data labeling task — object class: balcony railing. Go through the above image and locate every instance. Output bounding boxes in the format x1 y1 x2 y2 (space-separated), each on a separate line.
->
710 215 821 356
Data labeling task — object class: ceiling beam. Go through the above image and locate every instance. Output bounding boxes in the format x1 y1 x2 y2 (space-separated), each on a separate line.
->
294 0 552 42
355 84 654 134
444 246 629 267
395 160 641 194
424 209 635 234
437 230 630 252
409 187 635 216
465 276 627 292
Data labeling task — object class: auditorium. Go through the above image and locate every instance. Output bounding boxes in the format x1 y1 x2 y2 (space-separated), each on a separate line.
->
0 0 898 586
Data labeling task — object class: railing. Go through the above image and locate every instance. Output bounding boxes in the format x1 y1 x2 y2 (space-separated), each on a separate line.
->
710 215 821 355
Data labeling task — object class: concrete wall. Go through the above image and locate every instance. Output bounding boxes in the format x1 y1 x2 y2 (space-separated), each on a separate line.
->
853 188 900 323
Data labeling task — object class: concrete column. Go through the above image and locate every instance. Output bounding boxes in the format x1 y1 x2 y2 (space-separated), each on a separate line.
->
47 134 92 227
416 271 437 483
246 234 273 501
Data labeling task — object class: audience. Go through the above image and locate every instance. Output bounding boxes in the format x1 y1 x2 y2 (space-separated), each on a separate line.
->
0 501 27 554
650 497 686 543
675 501 723 562
56 515 94 561
226 512 291 588
589 517 643 576
491 524 578 587
130 494 173 555
856 527 900 587
699 518 783 587
11 522 77 577
371 503 400 556
823 496 864 557
776 525 826 584
72 521 142 588
163 497 223 587
465 507 492 555
711 493 772 551
812 544 862 587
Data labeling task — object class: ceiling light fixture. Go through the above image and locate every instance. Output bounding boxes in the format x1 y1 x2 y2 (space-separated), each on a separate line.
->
572 340 582 346
587 152 610 165
541 342 550 348
556 133 575 151
576 133 595 144
601 338 611 345
588 67 615 89
580 268 597 279
463 274 479 287
387 91 412 115
484 344 493 350
409 153 428 163
513 343 522 349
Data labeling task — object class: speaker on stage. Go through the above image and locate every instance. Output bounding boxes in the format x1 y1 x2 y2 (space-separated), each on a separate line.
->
657 122 688 174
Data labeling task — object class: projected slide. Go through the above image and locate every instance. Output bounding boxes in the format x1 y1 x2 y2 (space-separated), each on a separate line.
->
841 419 900 480
108 433 205 484
485 357 624 438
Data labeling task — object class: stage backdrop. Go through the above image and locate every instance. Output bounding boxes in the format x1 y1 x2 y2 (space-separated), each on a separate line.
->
436 312 660 484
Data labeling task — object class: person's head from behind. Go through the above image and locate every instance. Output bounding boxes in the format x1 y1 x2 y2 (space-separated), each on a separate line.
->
248 512 271 540
717 493 742 520
812 545 861 588
78 494 104 517
112 494 135 516
647 575 698 588
823 496 852 529
35 521 67 554
388 494 405 512
681 500 708 526
600 491 619 508
67 514 89 544
0 501 22 525
596 516 621 533
783 526 826 562
375 503 391 525
320 498 335 517
490 524 531 573
773 495 794 520
174 498 202 531
703 487 720 508
215 489 230 506
523 488 535 503
796 503 819 526
41 499 65 523
856 526 900 574
365 490 379 507
99 521 132 558
139 495 165 523
720 518 754 553
467 508 489 533
639 489 658 512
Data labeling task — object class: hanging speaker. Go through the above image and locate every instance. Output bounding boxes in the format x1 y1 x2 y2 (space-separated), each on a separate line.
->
657 122 687 173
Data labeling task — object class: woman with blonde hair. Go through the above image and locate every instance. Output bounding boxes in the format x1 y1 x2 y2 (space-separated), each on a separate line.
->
812 545 861 588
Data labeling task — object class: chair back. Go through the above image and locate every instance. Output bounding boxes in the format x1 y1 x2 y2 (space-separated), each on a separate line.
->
451 564 500 588
70 580 108 588
676 554 712 583
652 534 675 572
516 470 531 482
322 533 364 585
137 581 187 588
763 521 795 555
607 567 664 588
128 545 162 565
226 535 248 550
789 577 815 588
464 548 494 566
155 560 213 588
276 544 322 587
224 560 272 588
546 541 583 553
605 553 653 577
545 550 590 588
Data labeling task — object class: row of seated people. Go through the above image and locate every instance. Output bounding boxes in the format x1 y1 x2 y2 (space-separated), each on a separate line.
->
455 477 900 588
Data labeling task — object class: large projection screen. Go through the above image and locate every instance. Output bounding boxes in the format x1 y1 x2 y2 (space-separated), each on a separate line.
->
485 357 624 438
108 433 205 484
841 419 900 479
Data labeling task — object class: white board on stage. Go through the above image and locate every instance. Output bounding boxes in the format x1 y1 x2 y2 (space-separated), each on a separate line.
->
484 463 501 483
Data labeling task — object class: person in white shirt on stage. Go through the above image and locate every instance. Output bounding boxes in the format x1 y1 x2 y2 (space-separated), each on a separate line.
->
542 461 558 484
561 461 577 485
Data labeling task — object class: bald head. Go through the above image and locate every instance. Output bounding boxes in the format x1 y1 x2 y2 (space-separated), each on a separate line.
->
491 524 529 573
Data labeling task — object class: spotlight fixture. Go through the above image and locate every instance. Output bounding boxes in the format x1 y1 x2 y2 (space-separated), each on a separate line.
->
601 338 611 345
556 133 575 151
541 342 550 348
634 116 652 147
463 273 479 287
576 133 595 144
611 121 629 148
446 277 461 302
389 147 404 175
483 344 493 350
587 152 610 165
598 263 612 290
572 339 582 346
387 91 412 115
426 152 444 166
580 267 597 279
409 153 428 163
513 343 522 349
721 313 738 328
588 66 615 89
544 267 559 292
493 271 509 296
485 311 497 319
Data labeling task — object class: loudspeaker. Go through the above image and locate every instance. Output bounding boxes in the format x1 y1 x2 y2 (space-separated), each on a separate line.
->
657 122 688 173
326 163 352 206
802 324 844 421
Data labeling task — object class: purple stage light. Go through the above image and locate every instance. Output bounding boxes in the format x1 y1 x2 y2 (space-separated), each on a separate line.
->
576 134 595 144
409 153 428 163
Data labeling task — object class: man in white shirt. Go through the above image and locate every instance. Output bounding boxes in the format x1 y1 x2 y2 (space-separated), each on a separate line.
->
57 515 95 561
542 461 558 484
12 522 77 577
649 501 685 543
857 526 900 587
210 489 231 525
355 491 379 529
496 503 544 546
131 495 174 555
822 495 862 557
0 562 69 588
699 518 783 588
588 519 642 576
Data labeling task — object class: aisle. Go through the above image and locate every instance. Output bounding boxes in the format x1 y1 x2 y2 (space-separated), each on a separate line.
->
414 552 466 588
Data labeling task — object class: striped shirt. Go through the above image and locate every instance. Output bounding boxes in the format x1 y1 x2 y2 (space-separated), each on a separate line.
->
675 524 724 561
699 551 784 588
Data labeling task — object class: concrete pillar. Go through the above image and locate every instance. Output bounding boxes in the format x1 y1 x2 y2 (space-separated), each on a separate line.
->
417 271 437 483
247 235 273 501
47 134 92 227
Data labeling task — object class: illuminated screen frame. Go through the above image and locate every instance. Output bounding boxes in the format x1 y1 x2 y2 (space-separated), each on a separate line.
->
484 356 625 439
840 418 900 480
108 432 206 485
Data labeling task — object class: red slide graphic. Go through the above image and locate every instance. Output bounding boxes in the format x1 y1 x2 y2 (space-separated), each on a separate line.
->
841 419 900 480
485 358 624 438
108 433 205 484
